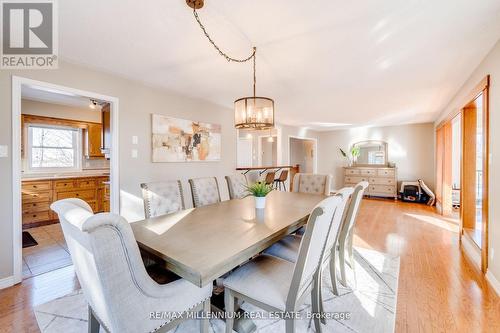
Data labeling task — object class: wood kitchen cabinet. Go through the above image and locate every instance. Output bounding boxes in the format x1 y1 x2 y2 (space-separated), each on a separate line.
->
85 123 104 158
101 103 111 154
22 176 110 229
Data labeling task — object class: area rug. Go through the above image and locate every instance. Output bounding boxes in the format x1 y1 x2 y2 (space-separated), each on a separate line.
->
34 247 399 333
22 231 38 248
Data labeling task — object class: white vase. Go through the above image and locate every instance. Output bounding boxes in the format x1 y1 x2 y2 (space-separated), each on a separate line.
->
255 196 266 209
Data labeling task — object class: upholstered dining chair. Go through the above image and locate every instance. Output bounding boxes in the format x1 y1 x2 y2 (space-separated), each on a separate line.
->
189 177 221 208
338 181 369 286
223 195 342 333
264 187 354 297
225 173 248 200
141 180 185 218
51 198 212 333
292 173 332 195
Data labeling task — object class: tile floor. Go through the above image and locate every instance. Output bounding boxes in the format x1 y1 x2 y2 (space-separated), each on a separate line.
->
22 224 72 279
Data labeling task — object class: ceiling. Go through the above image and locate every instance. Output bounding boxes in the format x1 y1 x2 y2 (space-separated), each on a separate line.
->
22 85 103 110
59 0 500 130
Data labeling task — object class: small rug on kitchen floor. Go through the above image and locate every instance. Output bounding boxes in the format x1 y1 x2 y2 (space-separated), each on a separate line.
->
34 247 399 333
22 231 38 248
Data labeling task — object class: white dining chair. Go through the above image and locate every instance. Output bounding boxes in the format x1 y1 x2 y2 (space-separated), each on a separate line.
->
225 174 248 200
338 181 368 286
265 187 353 297
189 177 221 207
292 173 333 195
141 180 185 218
223 195 342 333
51 198 212 333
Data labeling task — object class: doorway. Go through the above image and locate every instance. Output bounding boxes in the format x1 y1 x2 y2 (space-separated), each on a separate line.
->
258 135 277 166
12 77 119 284
435 76 489 272
289 136 317 173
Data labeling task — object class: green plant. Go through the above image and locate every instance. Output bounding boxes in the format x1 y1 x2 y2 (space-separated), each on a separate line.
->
350 146 360 159
245 181 273 197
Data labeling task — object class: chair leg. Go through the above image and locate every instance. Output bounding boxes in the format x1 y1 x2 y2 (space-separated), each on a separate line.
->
311 271 322 332
88 305 100 333
339 242 347 287
329 252 339 296
285 317 296 333
225 289 235 333
347 234 357 289
200 299 210 333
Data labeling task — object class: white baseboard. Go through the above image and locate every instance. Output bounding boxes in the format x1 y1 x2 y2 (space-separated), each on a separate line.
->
0 275 15 290
486 270 500 296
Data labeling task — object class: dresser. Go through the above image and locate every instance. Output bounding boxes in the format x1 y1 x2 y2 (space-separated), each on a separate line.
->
344 166 397 199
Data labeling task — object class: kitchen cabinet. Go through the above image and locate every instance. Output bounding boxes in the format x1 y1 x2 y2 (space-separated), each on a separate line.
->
85 123 104 157
22 175 110 228
101 103 111 154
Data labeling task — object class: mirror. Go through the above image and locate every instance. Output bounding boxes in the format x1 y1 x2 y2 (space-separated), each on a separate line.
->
352 140 388 166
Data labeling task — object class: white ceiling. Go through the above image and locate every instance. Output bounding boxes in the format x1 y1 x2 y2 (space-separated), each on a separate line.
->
59 0 500 130
22 85 103 110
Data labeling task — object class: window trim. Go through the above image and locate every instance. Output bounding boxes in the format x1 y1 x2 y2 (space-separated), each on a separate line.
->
26 123 83 173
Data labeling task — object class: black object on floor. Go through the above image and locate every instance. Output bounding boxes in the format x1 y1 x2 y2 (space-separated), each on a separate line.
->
22 231 38 248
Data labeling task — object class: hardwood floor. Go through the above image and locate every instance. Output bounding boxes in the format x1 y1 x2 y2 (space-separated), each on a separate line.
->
0 199 498 332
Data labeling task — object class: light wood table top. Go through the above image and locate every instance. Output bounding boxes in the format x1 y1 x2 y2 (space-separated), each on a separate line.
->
131 191 327 287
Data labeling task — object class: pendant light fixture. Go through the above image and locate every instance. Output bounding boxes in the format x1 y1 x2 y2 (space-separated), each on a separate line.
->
187 0 275 130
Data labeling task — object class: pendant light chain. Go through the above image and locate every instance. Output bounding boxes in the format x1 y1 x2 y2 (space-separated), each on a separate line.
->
193 8 257 97
193 8 255 63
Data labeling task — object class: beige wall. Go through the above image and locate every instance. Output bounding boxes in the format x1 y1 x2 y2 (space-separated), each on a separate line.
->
435 39 500 285
0 61 237 280
21 99 102 123
317 123 435 191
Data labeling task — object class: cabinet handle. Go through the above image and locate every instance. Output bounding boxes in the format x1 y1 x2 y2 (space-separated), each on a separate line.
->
33 203 37 206
33 185 37 188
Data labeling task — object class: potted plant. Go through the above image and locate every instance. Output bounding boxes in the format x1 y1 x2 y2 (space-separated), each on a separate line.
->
339 146 361 166
245 181 273 209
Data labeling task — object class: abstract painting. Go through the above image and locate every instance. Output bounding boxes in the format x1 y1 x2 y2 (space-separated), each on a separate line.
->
152 114 221 162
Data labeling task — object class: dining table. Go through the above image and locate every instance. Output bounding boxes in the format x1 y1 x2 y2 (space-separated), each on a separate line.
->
131 190 327 332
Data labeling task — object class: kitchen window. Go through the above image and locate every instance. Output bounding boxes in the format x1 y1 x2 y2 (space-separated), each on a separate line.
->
27 125 82 172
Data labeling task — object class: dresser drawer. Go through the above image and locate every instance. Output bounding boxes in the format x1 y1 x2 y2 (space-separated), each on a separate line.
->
23 211 50 224
56 189 96 201
377 169 396 177
77 178 96 189
22 201 50 214
22 181 51 191
345 176 369 184
55 179 76 190
369 185 396 195
369 177 395 185
22 190 51 203
345 169 360 176
360 169 376 176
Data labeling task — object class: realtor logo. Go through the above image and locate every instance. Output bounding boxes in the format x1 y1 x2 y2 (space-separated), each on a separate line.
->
1 0 58 69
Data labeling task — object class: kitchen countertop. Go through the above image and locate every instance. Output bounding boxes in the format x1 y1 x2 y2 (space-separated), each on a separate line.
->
22 170 110 182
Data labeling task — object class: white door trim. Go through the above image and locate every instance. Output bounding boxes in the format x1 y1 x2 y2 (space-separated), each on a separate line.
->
11 76 120 285
287 135 318 173
257 134 279 166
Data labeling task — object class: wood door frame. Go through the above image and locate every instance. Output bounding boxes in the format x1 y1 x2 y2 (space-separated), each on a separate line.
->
11 76 120 285
436 75 489 273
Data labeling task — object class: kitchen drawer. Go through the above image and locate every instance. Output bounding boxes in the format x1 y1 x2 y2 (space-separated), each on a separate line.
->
377 169 396 177
345 176 369 184
55 179 76 190
360 169 376 176
56 189 96 201
22 190 51 203
369 185 396 195
77 178 96 189
22 201 50 214
369 177 395 185
22 181 51 191
345 169 360 176
23 211 50 224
